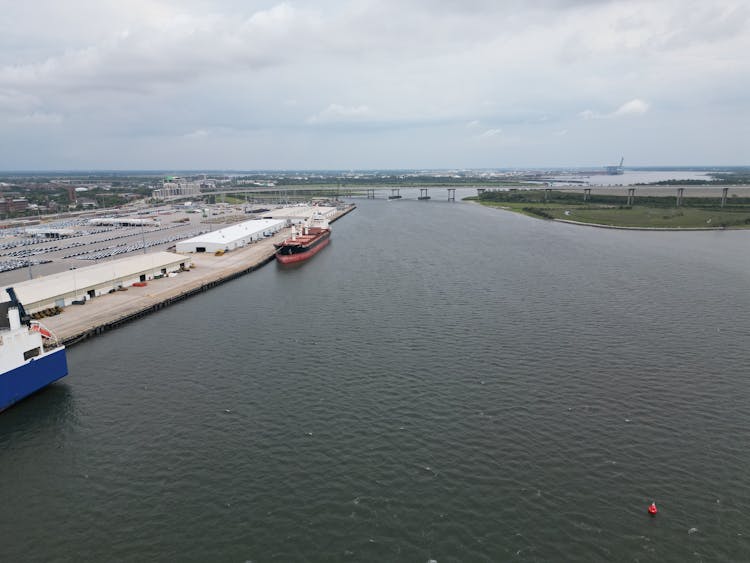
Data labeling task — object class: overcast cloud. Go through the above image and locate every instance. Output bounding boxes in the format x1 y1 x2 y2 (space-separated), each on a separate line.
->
0 0 747 169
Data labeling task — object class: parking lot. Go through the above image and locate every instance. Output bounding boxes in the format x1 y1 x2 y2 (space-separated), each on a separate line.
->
0 204 253 286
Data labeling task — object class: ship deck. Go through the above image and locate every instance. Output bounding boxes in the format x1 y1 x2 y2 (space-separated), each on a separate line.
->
276 229 329 248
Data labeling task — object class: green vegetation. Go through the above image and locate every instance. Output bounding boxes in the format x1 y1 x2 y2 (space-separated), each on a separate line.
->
549 206 750 228
0 173 157 218
639 171 750 186
221 195 246 204
472 190 750 229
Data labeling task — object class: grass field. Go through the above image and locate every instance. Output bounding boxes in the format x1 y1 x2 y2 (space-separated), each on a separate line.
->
480 201 750 229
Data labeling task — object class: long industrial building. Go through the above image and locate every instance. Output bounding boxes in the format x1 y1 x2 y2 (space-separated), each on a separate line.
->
88 217 159 227
175 219 285 253
261 206 337 223
4 252 191 313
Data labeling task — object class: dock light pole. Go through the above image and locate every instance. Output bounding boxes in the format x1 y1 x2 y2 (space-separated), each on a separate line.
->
141 221 146 254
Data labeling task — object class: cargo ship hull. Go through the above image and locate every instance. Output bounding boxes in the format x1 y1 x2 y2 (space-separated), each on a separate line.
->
0 347 68 412
275 228 331 264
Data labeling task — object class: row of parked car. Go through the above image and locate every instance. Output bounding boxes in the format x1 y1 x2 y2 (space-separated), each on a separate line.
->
0 223 115 250
1 223 193 260
0 258 52 273
73 230 207 261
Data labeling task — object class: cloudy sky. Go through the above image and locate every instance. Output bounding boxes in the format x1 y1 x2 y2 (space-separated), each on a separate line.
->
0 0 747 170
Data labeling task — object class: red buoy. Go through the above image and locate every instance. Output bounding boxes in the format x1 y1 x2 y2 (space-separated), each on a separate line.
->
648 502 658 515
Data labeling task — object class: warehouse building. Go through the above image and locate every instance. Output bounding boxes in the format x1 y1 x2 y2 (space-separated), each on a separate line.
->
261 205 337 224
25 227 76 238
88 217 159 227
175 219 285 253
4 252 191 313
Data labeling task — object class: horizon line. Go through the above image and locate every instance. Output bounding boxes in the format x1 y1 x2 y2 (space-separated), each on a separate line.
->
1 165 747 175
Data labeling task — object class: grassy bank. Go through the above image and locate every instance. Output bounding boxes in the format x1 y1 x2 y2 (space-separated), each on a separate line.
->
471 190 750 229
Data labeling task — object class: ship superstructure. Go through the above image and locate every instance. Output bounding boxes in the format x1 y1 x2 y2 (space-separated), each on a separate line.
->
0 288 68 412
274 212 331 264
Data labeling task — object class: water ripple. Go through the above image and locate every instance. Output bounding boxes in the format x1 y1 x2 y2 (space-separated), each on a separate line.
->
2 200 750 561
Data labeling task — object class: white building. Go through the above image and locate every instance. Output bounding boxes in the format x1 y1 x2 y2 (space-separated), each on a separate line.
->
25 228 76 238
5 252 191 313
88 217 159 227
152 177 201 200
260 205 337 224
175 219 285 253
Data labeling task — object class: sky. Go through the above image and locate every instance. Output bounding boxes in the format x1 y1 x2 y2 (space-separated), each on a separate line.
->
0 0 748 170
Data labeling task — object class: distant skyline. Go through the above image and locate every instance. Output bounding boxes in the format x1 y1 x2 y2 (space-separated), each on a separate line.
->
1 0 748 170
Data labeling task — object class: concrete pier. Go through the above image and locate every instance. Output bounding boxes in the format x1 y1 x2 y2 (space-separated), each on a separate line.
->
43 205 356 347
627 188 635 206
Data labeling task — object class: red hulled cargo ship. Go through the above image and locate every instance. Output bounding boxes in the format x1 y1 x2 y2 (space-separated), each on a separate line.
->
274 221 331 264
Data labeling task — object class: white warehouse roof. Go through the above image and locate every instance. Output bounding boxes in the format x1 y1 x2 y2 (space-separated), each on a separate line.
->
4 251 190 309
25 228 76 237
88 217 158 226
175 219 285 253
262 206 336 219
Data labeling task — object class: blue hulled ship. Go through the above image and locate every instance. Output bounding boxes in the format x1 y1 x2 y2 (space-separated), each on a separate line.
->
0 288 68 412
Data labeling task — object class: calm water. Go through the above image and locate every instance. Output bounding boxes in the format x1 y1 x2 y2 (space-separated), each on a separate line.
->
582 170 711 186
2 198 750 562
546 170 710 186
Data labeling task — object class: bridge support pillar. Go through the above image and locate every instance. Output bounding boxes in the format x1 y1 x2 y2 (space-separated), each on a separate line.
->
544 188 551 202
627 188 635 206
721 187 729 208
583 188 591 202
418 188 431 200
389 188 401 200
477 188 485 196
447 188 456 202
676 187 684 206
367 189 375 199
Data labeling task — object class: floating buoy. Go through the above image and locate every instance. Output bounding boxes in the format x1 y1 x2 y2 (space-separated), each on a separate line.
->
648 502 658 515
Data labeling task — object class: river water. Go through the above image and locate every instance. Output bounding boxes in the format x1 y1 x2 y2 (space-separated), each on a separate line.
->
577 170 711 186
2 196 750 562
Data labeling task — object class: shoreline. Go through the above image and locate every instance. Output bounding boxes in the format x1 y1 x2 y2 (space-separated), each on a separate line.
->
473 201 750 231
551 218 727 231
